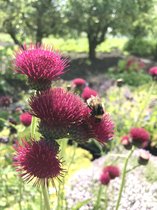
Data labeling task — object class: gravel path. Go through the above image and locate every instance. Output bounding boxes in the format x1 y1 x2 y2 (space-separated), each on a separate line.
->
65 150 157 210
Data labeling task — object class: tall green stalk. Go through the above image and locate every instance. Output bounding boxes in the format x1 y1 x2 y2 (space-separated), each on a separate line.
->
115 147 134 210
41 184 51 210
94 184 103 210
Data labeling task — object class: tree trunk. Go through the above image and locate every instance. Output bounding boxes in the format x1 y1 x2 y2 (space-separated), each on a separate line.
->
88 36 97 61
9 31 21 46
36 31 42 44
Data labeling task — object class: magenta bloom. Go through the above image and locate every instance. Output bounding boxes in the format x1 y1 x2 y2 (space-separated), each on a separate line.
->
91 114 114 144
14 44 68 90
130 127 150 148
149 66 157 77
70 113 114 144
99 172 110 185
103 165 120 179
30 88 89 139
72 78 87 87
121 135 132 150
81 87 98 101
20 112 32 126
13 139 62 185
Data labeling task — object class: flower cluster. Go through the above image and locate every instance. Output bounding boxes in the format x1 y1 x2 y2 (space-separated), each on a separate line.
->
99 165 120 185
13 44 114 185
121 127 150 149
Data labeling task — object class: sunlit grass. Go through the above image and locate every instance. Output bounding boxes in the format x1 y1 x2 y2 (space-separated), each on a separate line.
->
0 33 127 53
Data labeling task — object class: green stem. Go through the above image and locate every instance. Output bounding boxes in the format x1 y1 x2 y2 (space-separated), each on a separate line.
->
39 188 43 210
104 186 108 210
126 164 140 173
41 184 51 210
31 116 38 138
19 180 22 210
94 184 103 210
115 147 134 210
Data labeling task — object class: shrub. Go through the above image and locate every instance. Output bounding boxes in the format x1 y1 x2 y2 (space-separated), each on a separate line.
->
124 38 154 57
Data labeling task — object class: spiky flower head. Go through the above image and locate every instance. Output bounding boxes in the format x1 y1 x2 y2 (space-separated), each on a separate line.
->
121 135 132 150
69 114 114 144
81 87 98 101
130 127 150 148
91 114 114 144
13 139 62 185
20 112 32 126
103 165 120 179
149 66 157 80
14 44 68 90
99 171 110 185
72 78 87 87
30 88 89 139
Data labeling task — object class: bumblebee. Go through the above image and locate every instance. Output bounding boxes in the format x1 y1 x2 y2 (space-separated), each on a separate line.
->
87 96 104 120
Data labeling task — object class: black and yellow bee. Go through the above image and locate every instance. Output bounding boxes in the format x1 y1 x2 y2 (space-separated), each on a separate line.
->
87 96 104 120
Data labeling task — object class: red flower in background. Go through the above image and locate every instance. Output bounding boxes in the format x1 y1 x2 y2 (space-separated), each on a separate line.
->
103 165 120 179
121 135 132 150
81 87 98 101
126 57 145 71
14 44 68 90
99 171 110 185
20 112 32 126
149 66 157 77
13 139 62 185
130 127 150 148
100 165 120 185
30 88 89 139
72 78 87 87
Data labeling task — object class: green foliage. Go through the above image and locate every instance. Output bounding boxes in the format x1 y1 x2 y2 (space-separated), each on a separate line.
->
124 38 154 57
108 69 151 87
105 82 157 140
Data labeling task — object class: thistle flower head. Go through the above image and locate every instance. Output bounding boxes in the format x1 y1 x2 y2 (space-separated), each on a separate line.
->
20 112 32 126
99 171 110 185
72 78 87 87
130 127 150 148
69 113 114 144
91 114 114 144
30 88 89 139
149 66 157 76
13 139 62 185
103 165 120 179
121 135 132 150
14 44 68 90
81 87 98 101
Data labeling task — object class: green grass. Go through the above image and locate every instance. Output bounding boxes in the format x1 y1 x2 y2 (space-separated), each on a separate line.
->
44 36 127 52
0 33 127 53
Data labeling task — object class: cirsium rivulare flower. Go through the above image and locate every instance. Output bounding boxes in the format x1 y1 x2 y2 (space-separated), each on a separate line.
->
14 44 68 90
29 88 89 139
13 139 63 185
